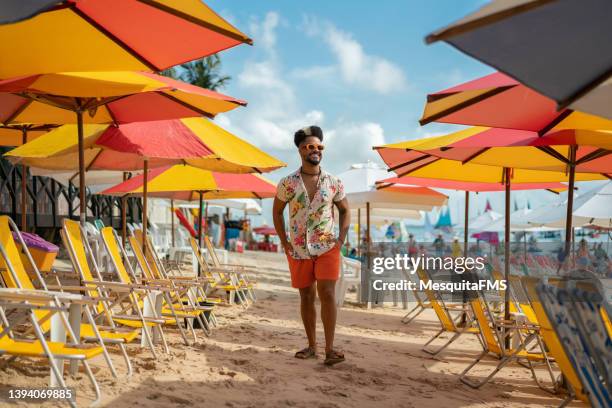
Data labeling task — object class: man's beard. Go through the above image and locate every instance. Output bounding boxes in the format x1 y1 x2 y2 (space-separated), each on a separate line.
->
306 156 320 165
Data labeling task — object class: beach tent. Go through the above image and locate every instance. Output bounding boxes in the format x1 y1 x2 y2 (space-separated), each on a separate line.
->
525 182 612 229
426 0 612 119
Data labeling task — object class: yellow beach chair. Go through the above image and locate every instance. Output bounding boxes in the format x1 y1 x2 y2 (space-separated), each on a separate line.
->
61 219 167 360
416 268 482 356
0 287 104 408
459 274 556 392
128 233 213 341
190 237 250 307
0 215 137 377
203 235 257 302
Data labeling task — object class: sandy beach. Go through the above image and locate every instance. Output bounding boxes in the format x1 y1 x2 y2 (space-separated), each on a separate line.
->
0 250 583 408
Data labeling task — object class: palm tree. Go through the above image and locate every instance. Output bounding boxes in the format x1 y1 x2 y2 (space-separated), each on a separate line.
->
160 54 230 91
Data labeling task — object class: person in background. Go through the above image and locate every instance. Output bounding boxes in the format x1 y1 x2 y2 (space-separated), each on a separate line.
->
433 234 445 256
451 237 462 258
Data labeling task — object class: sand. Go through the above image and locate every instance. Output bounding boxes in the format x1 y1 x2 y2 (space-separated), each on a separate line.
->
0 250 583 408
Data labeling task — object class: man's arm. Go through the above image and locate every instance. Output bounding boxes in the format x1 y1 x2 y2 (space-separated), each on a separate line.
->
272 197 292 253
334 197 350 246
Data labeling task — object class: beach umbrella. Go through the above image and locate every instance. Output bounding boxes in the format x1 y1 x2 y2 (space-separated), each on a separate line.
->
375 144 602 333
0 124 57 232
426 0 612 119
100 165 277 253
337 162 448 258
0 71 246 225
0 1 58 25
419 72 612 133
0 0 251 77
376 127 611 257
7 118 284 242
253 226 277 236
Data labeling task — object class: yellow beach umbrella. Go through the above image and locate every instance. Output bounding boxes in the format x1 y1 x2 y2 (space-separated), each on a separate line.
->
6 118 285 243
0 0 252 78
0 71 246 225
376 143 605 331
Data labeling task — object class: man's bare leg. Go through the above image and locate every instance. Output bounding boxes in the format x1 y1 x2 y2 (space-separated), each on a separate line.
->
298 284 317 355
316 279 337 353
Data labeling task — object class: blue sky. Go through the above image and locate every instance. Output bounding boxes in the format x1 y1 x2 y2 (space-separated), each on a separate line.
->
205 0 582 225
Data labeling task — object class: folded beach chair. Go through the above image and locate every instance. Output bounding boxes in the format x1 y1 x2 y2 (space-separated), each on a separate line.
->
61 219 167 361
534 279 612 407
0 215 138 377
203 235 256 301
0 288 105 407
129 232 213 340
189 237 250 307
416 268 482 356
459 273 556 391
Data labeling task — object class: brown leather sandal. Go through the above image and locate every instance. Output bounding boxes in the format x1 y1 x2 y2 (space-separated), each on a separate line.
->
294 346 317 359
324 350 345 366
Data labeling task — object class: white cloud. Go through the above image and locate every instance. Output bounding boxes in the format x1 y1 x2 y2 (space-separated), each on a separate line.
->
220 11 388 179
302 16 407 94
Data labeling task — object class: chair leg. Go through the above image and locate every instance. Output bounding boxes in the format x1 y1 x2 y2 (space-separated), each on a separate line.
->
401 303 424 324
82 360 102 406
423 330 461 355
459 349 490 388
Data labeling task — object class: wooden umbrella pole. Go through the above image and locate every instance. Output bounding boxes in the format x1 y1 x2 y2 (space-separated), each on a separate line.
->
564 146 577 257
121 172 128 248
142 159 148 253
198 191 204 277
21 128 27 232
77 109 86 226
464 191 469 257
170 199 175 247
503 167 511 349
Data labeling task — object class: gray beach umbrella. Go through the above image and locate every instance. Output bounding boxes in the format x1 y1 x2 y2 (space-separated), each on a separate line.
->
426 0 612 119
0 0 59 25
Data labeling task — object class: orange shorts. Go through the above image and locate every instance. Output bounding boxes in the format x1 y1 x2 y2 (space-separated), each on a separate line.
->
286 245 341 289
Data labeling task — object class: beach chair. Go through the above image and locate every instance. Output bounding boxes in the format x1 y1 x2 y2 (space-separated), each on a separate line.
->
203 235 256 301
129 232 213 340
0 288 104 407
61 219 167 361
534 279 612 407
0 216 137 377
104 226 216 341
458 273 556 391
417 268 482 356
336 256 361 307
400 269 431 324
189 237 250 307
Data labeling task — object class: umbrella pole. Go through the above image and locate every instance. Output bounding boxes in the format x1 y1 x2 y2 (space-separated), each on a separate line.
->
357 208 361 258
464 191 469 256
77 110 86 226
366 202 371 258
503 167 511 349
564 146 577 258
20 128 27 232
142 159 148 253
170 199 175 247
198 191 204 277
204 202 208 235
121 172 128 248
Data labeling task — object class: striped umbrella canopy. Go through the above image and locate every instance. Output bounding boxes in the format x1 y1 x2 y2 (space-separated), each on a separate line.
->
0 124 56 147
0 71 245 125
376 126 612 175
375 176 566 193
420 72 612 133
0 71 245 225
101 165 277 201
0 0 252 77
5 118 285 174
426 0 612 119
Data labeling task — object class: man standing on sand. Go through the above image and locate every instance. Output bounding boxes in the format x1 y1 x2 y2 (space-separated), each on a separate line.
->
272 126 350 366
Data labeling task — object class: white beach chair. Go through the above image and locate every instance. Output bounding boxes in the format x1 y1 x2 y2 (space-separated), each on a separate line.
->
336 256 361 307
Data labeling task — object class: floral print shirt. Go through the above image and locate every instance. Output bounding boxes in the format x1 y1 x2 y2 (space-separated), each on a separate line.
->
277 168 346 259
